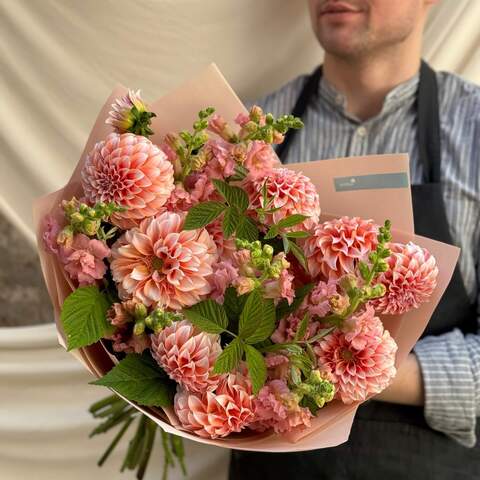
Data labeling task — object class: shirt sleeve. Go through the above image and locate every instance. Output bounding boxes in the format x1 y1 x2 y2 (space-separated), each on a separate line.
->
414 328 480 447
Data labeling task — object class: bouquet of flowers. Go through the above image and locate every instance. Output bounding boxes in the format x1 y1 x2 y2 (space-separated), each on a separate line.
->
34 67 454 480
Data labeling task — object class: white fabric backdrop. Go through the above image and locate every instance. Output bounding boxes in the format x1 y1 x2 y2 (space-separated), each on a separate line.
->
1 0 480 245
1 1 480 479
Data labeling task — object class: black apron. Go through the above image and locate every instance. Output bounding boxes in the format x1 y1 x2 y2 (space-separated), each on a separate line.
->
230 62 480 479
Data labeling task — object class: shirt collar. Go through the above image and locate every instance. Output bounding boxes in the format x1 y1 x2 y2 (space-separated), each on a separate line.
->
318 72 420 122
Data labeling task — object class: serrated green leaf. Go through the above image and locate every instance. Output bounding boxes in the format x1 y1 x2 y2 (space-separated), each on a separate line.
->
223 287 247 325
264 225 279 240
91 354 174 407
259 342 304 355
212 179 249 212
288 238 308 271
293 313 309 341
228 164 249 182
236 216 259 241
244 345 267 394
183 299 228 334
285 231 311 239
277 214 309 229
222 206 241 238
61 285 112 351
212 338 244 374
307 327 336 344
183 201 226 230
239 290 275 343
276 283 314 320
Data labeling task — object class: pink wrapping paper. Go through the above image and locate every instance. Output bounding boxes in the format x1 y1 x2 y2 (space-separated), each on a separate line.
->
33 64 459 452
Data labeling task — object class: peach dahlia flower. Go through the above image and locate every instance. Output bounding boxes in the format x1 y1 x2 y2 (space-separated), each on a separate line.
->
110 212 218 309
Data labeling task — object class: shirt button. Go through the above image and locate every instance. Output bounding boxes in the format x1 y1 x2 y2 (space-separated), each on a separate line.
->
356 126 367 137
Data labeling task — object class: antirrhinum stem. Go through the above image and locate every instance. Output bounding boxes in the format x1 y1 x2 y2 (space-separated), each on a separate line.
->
97 416 134 467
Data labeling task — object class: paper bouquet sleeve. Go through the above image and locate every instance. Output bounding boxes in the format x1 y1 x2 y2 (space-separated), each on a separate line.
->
33 64 459 452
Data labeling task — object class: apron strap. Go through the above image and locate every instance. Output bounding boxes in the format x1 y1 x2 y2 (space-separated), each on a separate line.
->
417 61 442 183
277 61 441 184
275 66 322 162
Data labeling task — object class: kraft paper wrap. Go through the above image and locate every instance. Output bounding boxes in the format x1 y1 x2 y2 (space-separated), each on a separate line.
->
33 64 459 452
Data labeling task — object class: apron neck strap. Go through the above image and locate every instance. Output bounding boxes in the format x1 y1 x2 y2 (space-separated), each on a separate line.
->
276 61 441 184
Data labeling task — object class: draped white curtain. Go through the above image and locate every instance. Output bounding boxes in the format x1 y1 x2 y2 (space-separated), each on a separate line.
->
1 1 480 479
1 0 480 245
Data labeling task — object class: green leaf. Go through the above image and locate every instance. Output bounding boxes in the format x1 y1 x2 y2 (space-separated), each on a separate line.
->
91 354 174 407
236 216 259 241
264 225 279 240
239 290 275 343
244 345 267 394
276 283 314 320
223 287 247 324
358 261 370 281
61 285 112 351
285 231 311 239
213 338 244 374
293 312 309 341
288 238 308 271
307 327 336 344
183 201 226 230
228 164 249 182
276 214 309 229
222 206 241 238
259 342 304 355
212 179 249 212
183 299 228 334
282 234 290 253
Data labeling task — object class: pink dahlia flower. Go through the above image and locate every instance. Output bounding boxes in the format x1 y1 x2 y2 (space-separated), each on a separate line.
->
82 132 174 229
174 373 254 438
315 307 397 404
244 141 279 182
371 242 438 315
58 233 110 286
305 216 379 279
151 320 222 393
249 379 312 434
110 212 218 309
245 168 320 232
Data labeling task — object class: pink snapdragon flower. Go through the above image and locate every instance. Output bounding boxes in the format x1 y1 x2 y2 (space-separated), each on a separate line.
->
59 233 110 286
263 268 295 305
209 260 239 303
42 215 62 254
249 379 312 434
244 141 279 181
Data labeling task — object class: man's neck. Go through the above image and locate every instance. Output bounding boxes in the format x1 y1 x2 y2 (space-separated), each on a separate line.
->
323 50 421 121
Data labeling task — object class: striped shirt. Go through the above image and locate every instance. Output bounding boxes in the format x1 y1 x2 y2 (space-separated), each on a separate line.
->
256 70 480 447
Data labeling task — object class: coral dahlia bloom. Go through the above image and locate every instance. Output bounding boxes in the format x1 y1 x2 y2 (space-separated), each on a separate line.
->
82 133 174 228
305 216 379 279
174 373 254 438
372 242 438 315
151 320 222 393
110 212 218 309
315 308 397 404
246 168 320 231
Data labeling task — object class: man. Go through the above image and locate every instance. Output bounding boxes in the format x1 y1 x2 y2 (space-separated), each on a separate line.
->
230 1 480 478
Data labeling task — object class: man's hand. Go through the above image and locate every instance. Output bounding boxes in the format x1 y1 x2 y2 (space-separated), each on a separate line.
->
375 353 425 406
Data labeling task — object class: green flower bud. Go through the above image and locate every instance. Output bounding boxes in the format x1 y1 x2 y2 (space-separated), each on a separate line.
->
70 212 84 224
134 303 148 320
133 320 145 336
